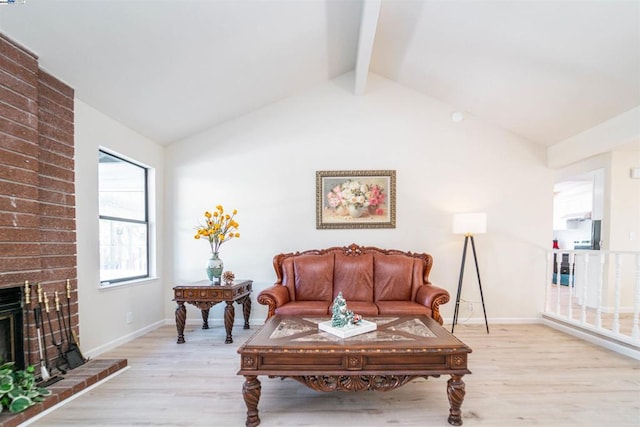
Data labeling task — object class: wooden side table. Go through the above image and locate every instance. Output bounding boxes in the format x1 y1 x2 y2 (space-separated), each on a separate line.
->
173 279 252 344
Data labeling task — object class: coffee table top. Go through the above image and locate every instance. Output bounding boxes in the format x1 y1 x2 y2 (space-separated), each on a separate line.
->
238 315 472 355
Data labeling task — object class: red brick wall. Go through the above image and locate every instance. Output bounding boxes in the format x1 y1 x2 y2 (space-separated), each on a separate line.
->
0 33 78 373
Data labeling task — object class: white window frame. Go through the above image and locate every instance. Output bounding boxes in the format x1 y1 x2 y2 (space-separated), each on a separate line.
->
98 149 150 285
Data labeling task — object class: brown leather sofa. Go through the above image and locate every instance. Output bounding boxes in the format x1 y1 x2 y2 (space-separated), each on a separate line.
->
257 243 450 325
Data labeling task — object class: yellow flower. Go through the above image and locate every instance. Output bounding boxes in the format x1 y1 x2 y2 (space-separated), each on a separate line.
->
194 206 240 254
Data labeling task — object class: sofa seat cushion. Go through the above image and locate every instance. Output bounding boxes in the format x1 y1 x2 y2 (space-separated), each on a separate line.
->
376 301 431 316
275 301 330 316
330 301 379 317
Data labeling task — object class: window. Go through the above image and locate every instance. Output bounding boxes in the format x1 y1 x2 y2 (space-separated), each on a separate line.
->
98 150 149 284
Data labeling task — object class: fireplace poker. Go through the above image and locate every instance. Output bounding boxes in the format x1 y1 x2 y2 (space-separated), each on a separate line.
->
24 280 32 366
56 291 69 346
54 291 67 350
36 284 53 380
33 304 50 381
44 292 67 374
65 280 73 343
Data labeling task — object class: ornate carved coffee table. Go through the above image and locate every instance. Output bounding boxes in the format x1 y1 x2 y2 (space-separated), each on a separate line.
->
237 315 472 426
173 279 252 344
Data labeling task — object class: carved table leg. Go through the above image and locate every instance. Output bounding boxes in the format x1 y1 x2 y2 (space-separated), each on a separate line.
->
447 374 466 426
243 375 261 427
201 307 210 329
224 301 235 344
241 295 251 329
175 302 186 344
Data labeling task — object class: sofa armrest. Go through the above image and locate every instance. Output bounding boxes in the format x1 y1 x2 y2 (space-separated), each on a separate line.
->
257 285 291 321
415 284 450 325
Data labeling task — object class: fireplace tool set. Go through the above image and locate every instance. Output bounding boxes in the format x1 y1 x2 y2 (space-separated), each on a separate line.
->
24 280 86 386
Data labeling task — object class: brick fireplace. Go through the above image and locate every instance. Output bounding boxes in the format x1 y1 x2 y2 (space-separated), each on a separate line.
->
1 32 79 378
0 33 127 427
0 32 128 426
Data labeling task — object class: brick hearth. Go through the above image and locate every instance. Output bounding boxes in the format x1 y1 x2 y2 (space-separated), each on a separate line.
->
0 359 127 427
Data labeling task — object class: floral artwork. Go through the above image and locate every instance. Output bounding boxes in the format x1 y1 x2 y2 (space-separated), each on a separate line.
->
326 180 386 214
316 170 396 229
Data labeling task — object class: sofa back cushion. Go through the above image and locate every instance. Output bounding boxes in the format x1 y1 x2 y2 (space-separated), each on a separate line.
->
374 253 419 301
333 252 374 302
292 253 334 301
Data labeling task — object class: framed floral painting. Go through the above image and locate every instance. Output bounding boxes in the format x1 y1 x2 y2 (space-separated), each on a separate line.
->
316 170 396 229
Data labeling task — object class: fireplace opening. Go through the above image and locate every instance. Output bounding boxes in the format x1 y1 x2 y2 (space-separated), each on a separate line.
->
0 287 24 370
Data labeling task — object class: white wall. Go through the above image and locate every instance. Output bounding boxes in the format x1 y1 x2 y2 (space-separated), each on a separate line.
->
75 100 165 355
165 73 553 325
610 150 640 252
607 150 640 309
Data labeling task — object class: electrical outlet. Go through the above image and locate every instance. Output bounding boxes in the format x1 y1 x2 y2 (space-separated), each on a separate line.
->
126 312 133 324
467 302 474 312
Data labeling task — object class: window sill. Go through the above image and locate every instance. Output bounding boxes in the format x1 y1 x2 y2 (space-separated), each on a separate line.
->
99 277 159 290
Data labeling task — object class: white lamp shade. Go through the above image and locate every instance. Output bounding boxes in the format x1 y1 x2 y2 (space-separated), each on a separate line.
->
453 212 487 235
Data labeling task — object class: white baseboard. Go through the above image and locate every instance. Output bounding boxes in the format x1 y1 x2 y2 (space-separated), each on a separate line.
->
542 315 640 360
84 320 165 359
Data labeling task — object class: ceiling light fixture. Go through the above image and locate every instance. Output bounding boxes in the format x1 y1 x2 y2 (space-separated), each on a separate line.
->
451 111 464 123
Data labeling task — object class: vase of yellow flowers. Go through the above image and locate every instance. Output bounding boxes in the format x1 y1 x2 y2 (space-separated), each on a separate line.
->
194 205 240 284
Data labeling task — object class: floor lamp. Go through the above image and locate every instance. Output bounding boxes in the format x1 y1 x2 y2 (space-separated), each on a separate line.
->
451 212 489 334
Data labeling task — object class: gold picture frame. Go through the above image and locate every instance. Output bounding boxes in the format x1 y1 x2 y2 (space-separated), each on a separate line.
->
316 170 396 229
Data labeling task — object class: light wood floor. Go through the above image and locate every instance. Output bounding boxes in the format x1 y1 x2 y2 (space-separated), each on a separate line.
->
27 322 640 427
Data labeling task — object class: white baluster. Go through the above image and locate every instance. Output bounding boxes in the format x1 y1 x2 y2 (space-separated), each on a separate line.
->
632 253 640 341
545 251 552 313
581 253 589 323
595 253 605 329
567 252 575 319
555 252 562 315
612 254 622 334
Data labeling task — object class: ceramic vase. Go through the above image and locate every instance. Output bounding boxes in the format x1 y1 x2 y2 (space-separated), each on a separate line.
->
206 252 224 285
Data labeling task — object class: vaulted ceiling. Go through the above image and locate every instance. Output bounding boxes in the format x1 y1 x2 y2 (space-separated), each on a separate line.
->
1 0 638 148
